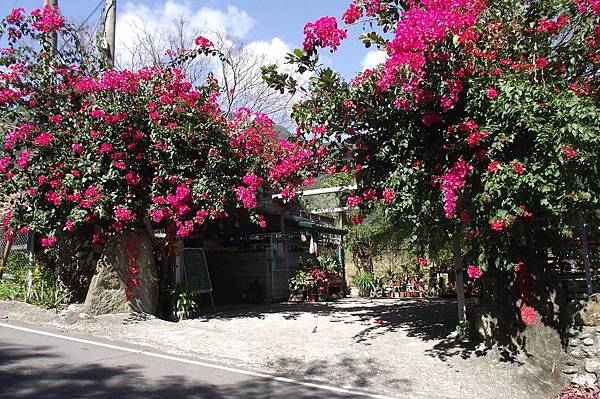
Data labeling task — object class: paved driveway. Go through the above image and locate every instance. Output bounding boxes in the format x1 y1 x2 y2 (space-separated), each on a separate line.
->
0 298 561 398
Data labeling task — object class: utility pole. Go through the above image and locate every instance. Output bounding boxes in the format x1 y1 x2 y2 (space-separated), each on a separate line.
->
105 0 117 67
44 0 58 55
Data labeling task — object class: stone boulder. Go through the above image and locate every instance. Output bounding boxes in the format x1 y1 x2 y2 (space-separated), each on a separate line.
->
83 230 158 315
574 294 600 327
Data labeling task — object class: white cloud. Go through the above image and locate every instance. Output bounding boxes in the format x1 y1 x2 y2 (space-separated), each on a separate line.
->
112 1 298 128
245 37 291 66
361 50 387 70
116 1 255 66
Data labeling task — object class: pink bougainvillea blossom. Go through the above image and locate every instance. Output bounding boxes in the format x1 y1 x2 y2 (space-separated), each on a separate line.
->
237 186 257 209
125 172 141 185
242 174 263 190
41 235 57 247
16 150 32 169
520 305 541 326
487 161 501 173
347 195 363 207
440 159 471 218
534 57 549 69
31 5 64 33
64 220 74 232
363 188 378 201
6 8 25 25
467 264 482 279
342 1 363 24
378 0 485 90
511 161 525 175
257 214 267 228
115 206 135 222
32 132 54 147
303 16 347 52
422 111 440 127
486 87 498 99
490 217 509 231
561 145 577 158
0 156 10 173
194 35 213 48
382 188 396 203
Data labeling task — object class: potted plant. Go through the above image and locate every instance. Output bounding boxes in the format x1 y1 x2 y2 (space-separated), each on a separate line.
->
353 271 375 297
288 270 309 302
306 268 326 302
392 271 402 287
170 287 201 321
317 285 328 302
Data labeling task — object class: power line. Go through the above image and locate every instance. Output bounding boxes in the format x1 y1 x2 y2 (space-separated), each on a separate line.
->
58 0 105 53
81 0 105 27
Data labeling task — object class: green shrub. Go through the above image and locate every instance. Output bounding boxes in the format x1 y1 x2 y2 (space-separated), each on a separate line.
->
288 269 309 291
170 287 200 320
353 271 375 297
30 278 71 309
317 252 339 272
0 258 70 309
0 280 26 301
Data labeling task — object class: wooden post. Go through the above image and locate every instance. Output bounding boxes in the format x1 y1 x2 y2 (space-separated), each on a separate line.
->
0 240 12 280
579 217 593 296
104 0 117 67
452 234 466 322
44 0 58 56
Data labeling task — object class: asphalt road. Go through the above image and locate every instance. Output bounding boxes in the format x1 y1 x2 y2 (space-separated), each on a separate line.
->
0 321 395 399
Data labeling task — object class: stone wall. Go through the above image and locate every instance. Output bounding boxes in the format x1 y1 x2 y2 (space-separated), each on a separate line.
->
562 294 600 386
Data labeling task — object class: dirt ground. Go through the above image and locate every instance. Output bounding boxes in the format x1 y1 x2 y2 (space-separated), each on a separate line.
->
0 298 564 399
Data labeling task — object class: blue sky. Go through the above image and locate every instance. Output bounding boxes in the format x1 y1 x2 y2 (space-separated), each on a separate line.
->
1 0 386 80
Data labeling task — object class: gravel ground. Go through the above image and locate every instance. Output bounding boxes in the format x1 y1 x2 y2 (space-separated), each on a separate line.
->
0 298 562 399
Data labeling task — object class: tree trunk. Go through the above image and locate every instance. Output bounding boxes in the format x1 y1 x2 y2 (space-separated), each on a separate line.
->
156 221 176 318
452 234 466 322
579 217 594 296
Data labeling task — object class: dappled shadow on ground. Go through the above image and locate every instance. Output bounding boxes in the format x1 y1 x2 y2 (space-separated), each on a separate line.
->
122 311 155 325
0 344 367 399
268 355 413 393
205 298 457 341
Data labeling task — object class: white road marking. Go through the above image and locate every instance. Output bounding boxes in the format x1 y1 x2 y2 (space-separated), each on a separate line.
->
0 322 400 399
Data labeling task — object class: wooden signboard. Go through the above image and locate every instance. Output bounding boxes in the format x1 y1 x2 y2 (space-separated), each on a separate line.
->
182 248 216 311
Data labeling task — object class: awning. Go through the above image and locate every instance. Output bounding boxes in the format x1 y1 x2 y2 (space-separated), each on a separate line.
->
285 216 346 235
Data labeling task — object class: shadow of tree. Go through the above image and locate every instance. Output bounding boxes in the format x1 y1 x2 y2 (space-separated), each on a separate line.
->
266 355 413 395
204 298 457 339
0 344 373 399
202 298 484 358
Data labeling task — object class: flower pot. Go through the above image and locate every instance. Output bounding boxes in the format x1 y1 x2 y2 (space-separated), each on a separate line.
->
288 292 304 302
393 280 401 287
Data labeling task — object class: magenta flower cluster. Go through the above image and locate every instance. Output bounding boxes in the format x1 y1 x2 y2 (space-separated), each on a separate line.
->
440 159 471 219
303 16 348 52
